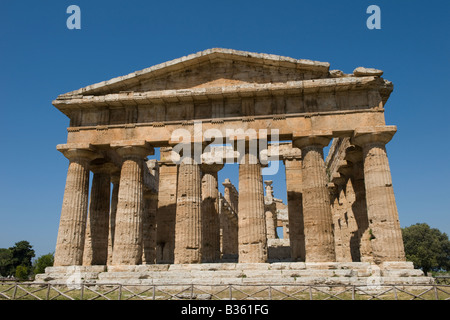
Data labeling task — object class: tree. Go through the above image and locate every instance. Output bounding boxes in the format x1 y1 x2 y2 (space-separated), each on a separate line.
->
33 253 54 275
9 241 35 270
0 248 13 276
15 265 29 280
402 223 450 275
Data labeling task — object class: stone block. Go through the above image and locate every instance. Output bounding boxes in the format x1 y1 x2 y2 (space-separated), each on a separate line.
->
107 265 137 273
305 262 339 270
381 269 424 277
380 261 415 270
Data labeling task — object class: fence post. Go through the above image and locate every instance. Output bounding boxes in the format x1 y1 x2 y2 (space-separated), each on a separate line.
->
80 283 84 300
268 286 272 300
352 285 355 300
434 285 439 300
46 283 51 300
229 285 233 300
118 284 122 300
12 284 17 300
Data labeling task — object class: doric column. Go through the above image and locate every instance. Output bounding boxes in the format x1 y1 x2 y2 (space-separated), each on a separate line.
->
284 154 306 261
111 142 153 265
201 163 223 262
293 134 336 262
264 181 277 239
83 163 116 266
221 180 239 260
174 144 203 264
156 147 178 263
222 178 238 213
54 146 98 266
237 141 268 263
344 146 372 262
107 174 120 265
142 192 157 264
352 126 406 263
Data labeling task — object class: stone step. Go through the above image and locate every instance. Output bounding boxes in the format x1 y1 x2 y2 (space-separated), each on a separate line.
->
35 262 433 287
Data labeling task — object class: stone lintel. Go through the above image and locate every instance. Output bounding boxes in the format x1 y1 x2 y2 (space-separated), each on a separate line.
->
53 76 385 111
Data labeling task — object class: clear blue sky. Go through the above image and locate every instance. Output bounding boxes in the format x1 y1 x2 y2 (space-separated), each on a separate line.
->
0 0 449 258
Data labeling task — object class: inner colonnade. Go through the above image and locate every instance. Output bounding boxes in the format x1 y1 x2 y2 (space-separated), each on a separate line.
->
51 48 406 269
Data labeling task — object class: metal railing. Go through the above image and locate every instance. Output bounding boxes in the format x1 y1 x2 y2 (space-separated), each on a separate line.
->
0 282 449 300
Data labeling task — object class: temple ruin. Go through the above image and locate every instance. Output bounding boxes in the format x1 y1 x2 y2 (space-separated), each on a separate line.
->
37 48 432 285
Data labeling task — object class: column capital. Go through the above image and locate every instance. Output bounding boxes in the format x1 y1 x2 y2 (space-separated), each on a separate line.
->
344 145 363 164
57 144 100 162
201 163 224 173
111 140 154 159
222 178 234 188
337 160 353 177
170 141 207 165
292 131 332 149
351 126 397 147
283 154 302 161
90 162 119 175
201 149 226 167
111 173 121 185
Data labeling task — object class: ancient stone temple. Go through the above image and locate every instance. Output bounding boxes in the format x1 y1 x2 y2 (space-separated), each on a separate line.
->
37 48 432 285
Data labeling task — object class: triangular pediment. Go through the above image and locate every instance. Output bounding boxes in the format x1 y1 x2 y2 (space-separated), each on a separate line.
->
58 48 331 98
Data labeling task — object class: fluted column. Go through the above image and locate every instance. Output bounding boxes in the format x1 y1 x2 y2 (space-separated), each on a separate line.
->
222 178 238 213
344 146 372 262
174 146 203 264
284 155 306 261
54 147 98 266
221 180 239 260
156 148 178 263
201 163 223 262
142 192 157 264
264 181 277 240
107 174 120 265
83 163 116 266
238 142 268 263
111 143 153 265
293 135 336 262
352 126 406 263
